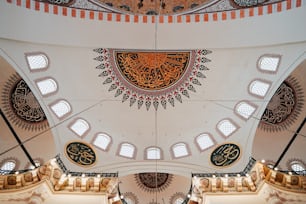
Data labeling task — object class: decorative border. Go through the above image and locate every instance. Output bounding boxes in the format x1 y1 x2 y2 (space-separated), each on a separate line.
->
55 154 118 177
89 0 221 16
5 0 303 23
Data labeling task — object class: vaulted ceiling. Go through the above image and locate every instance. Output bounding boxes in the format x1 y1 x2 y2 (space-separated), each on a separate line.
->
0 0 305 204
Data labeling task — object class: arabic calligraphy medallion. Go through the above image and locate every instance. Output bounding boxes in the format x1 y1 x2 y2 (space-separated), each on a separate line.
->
11 79 46 123
115 51 190 90
210 143 240 167
95 48 212 110
65 142 96 166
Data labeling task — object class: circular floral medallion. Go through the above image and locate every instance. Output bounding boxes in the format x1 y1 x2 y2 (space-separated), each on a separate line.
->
135 172 173 193
94 48 211 110
210 143 241 167
259 76 304 132
65 142 96 167
1 74 48 131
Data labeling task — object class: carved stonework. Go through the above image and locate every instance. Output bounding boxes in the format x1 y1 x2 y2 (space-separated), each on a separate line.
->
1 73 49 131
259 76 304 132
0 184 49 203
135 172 173 193
94 48 211 110
192 162 306 200
263 187 306 203
0 158 118 194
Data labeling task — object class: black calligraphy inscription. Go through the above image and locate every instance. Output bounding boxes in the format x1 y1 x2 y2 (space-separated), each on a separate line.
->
11 79 46 122
66 142 96 166
210 143 240 167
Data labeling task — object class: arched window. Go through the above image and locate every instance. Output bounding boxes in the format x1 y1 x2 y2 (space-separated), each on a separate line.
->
146 147 162 160
49 99 72 119
36 78 58 96
174 197 185 204
69 118 90 138
257 54 281 73
93 133 112 151
172 142 190 158
118 143 136 159
0 160 17 173
234 101 257 120
195 133 215 151
25 52 49 71
249 79 271 98
217 119 239 138
290 160 305 174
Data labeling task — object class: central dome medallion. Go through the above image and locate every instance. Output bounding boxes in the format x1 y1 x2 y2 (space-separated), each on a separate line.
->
94 48 212 110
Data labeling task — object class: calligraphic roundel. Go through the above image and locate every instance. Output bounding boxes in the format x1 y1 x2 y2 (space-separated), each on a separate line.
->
65 142 96 167
115 51 190 91
210 143 241 167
